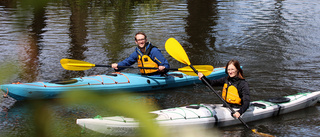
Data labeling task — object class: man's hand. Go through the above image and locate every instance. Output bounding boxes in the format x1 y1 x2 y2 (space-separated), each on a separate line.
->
158 66 166 72
111 63 118 70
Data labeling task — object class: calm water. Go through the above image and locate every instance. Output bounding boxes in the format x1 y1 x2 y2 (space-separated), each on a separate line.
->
1 0 320 136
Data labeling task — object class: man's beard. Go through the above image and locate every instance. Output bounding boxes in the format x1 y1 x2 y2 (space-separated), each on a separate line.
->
138 42 147 49
138 45 144 49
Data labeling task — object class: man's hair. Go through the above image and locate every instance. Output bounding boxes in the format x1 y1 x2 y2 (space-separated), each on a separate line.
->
135 32 147 41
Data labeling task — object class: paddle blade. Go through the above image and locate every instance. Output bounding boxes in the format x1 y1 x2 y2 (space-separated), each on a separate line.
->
178 65 213 76
60 59 95 71
165 38 191 65
252 129 274 137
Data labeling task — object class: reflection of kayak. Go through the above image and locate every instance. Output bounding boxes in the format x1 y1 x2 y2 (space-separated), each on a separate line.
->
76 91 320 136
1 67 226 101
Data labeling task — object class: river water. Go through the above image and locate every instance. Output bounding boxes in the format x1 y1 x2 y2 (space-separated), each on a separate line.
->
1 0 320 136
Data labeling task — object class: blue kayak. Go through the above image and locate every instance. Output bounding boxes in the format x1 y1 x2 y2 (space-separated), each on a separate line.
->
1 67 226 101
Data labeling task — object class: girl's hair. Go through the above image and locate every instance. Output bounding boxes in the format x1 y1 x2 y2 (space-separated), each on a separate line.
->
225 59 244 79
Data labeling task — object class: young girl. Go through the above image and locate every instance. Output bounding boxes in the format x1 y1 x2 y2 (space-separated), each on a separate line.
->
198 59 250 118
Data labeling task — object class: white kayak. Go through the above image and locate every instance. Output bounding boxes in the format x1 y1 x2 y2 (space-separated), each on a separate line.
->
76 91 320 135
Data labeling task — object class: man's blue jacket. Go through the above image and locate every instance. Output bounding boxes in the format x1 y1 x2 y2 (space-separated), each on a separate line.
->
117 42 170 71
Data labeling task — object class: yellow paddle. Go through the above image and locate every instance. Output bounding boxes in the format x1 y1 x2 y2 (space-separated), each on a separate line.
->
60 59 213 76
165 38 274 137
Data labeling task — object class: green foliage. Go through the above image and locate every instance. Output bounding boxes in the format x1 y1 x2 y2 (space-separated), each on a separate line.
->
0 61 20 85
60 90 165 137
19 0 51 9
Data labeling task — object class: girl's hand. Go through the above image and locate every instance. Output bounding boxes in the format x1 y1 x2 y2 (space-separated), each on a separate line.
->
233 112 241 119
198 72 204 80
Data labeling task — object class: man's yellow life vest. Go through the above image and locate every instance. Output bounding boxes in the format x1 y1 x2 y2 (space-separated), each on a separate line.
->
137 45 159 74
222 81 242 105
137 55 158 74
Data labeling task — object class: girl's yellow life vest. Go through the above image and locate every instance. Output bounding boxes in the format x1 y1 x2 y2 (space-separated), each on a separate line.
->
222 81 242 105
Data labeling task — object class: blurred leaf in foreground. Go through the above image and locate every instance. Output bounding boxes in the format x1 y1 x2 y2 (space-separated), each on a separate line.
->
60 90 165 137
0 61 20 85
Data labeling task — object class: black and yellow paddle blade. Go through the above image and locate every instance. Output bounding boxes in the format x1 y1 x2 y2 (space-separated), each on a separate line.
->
252 129 274 137
165 38 212 75
178 65 213 76
165 38 191 65
60 59 95 71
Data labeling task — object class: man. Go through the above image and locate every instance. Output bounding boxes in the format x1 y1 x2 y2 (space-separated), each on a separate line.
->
112 32 170 76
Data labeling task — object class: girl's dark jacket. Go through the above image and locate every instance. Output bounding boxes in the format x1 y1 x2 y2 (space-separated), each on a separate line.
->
202 76 250 115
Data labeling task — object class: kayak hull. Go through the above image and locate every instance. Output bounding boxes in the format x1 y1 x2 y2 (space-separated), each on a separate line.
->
1 67 226 101
76 91 320 135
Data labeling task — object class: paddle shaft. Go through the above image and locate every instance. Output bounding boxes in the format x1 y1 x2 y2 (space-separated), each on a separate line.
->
95 65 179 71
189 65 252 130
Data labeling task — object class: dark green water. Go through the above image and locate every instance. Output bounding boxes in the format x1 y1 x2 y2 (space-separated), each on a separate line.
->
1 0 320 136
